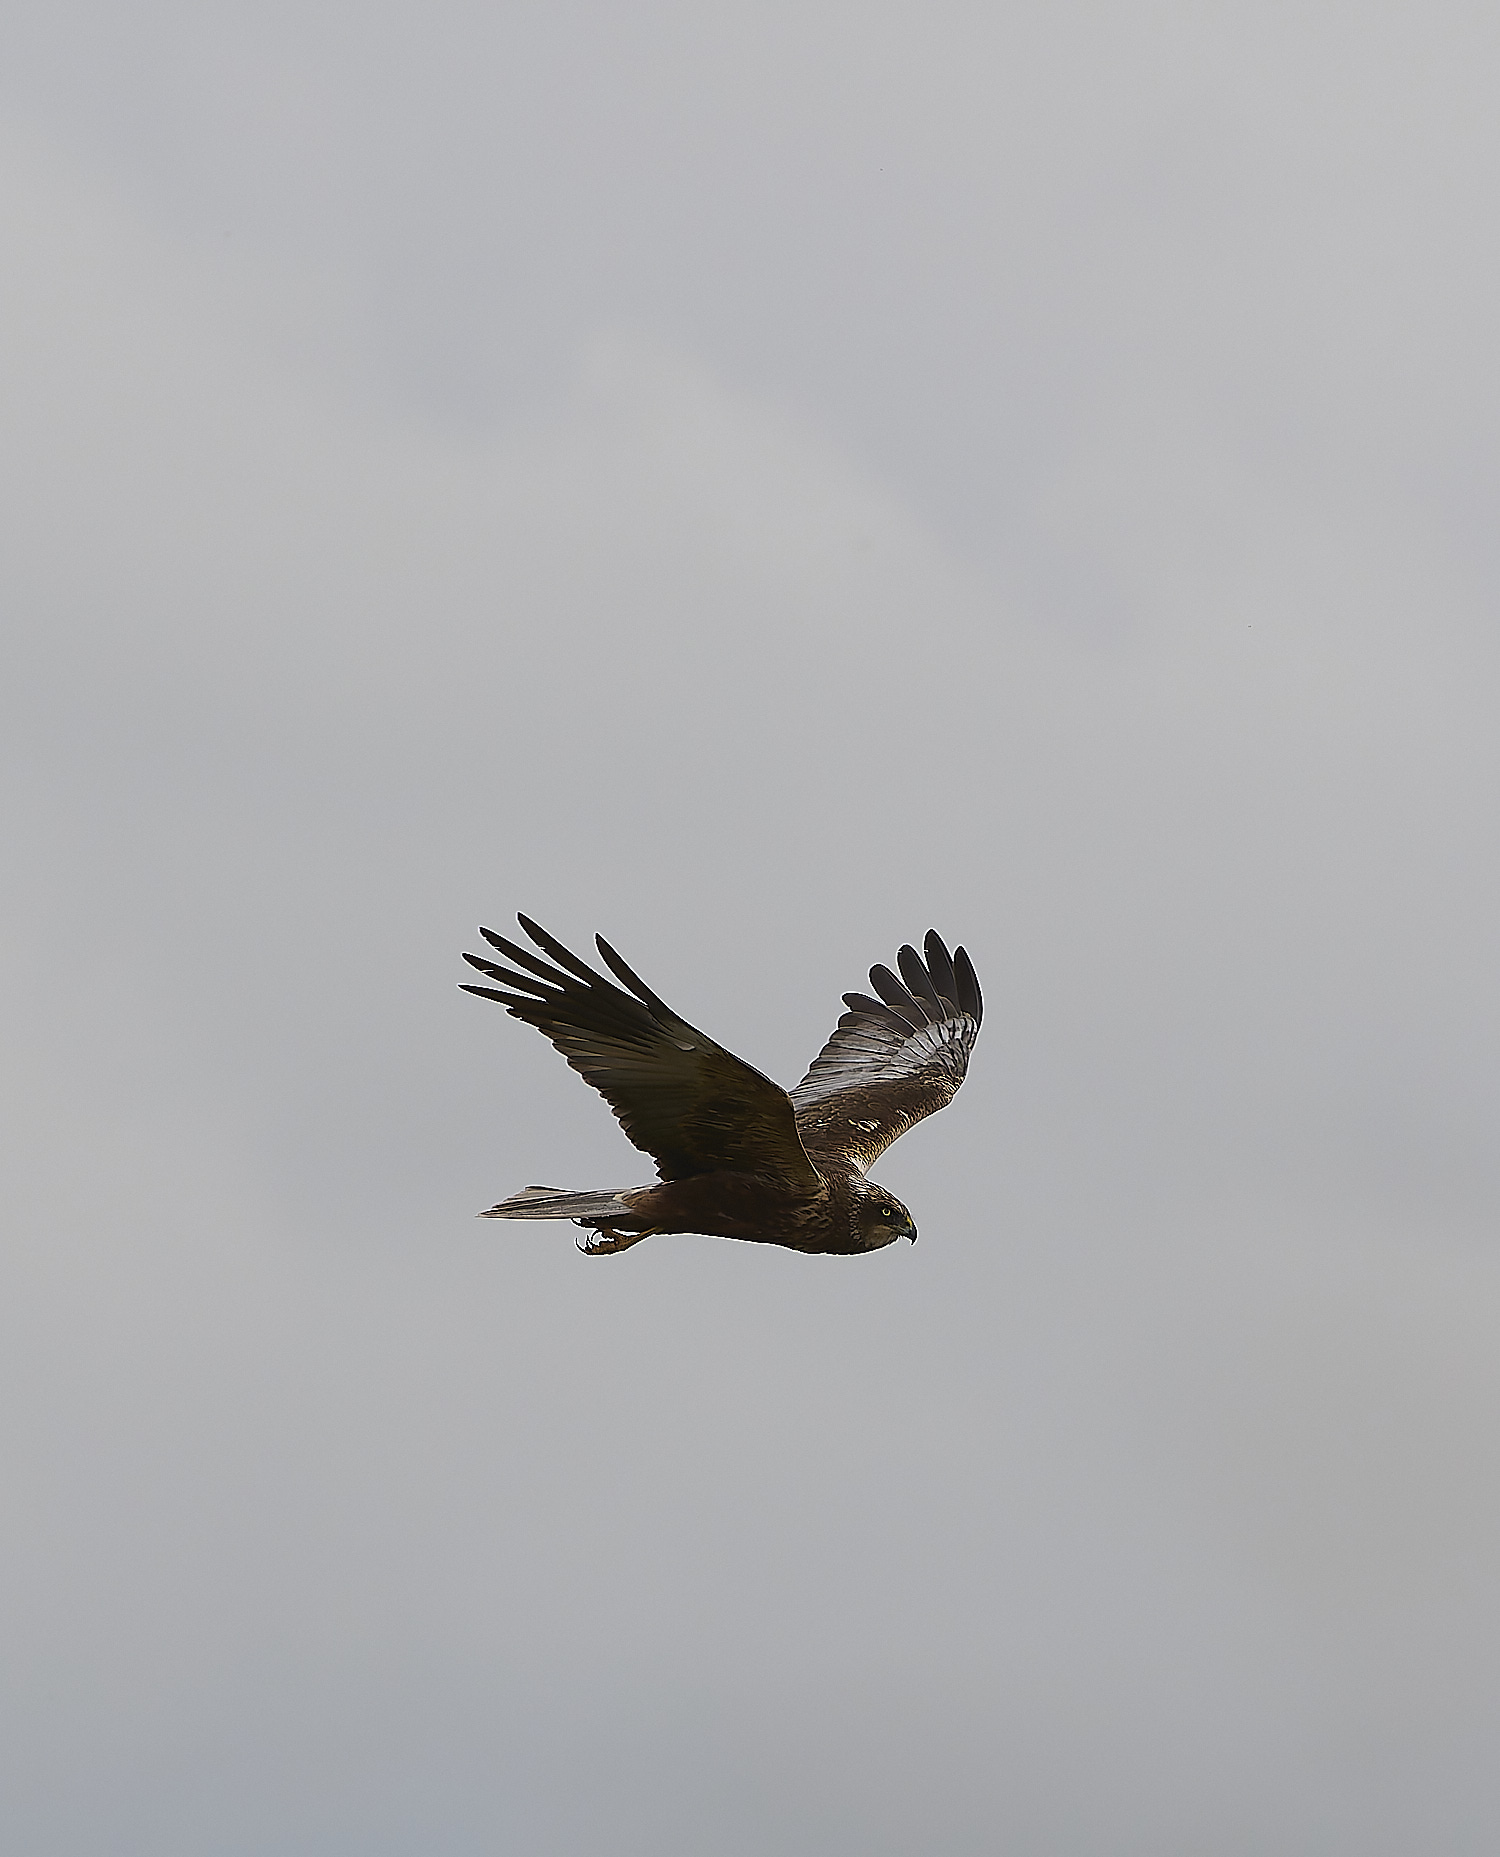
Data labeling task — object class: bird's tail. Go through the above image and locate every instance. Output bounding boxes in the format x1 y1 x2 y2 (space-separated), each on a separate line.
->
479 1184 647 1226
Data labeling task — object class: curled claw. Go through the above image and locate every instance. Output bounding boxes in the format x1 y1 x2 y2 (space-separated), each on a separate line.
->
576 1224 651 1256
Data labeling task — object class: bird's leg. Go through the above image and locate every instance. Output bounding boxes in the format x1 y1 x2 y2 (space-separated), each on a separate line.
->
574 1222 653 1256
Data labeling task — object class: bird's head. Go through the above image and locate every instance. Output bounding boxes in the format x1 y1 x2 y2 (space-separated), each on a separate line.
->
855 1184 918 1250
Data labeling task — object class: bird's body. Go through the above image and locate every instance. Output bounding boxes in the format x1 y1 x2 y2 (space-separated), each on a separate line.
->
560 1162 885 1256
462 916 981 1256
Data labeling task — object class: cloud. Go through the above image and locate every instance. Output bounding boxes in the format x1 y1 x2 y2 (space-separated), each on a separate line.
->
3 14 1500 1847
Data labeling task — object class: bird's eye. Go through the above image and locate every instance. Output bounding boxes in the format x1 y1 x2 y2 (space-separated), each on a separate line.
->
880 1207 892 1218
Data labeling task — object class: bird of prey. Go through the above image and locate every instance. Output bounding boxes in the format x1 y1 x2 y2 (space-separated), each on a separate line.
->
461 916 982 1256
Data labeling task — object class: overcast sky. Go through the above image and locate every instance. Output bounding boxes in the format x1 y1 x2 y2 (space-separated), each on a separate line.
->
4 5 1500 1852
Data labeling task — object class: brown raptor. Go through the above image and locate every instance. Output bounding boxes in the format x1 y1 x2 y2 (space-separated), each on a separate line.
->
461 916 982 1256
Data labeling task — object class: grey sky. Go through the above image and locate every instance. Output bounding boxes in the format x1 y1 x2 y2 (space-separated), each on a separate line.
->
3 6 1499 1852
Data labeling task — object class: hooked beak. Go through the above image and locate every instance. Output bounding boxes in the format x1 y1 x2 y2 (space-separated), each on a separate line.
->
908 1227 918 1244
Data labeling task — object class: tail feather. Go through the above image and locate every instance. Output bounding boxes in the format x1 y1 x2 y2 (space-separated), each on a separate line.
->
480 1185 646 1224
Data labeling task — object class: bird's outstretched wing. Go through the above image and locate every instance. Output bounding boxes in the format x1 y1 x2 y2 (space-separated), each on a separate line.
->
462 916 823 1190
790 931 982 1172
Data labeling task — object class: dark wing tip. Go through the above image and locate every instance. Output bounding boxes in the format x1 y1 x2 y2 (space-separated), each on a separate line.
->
867 962 928 1026
461 949 561 998
594 933 672 1017
896 943 945 1016
516 914 611 988
952 944 982 1022
922 930 959 1009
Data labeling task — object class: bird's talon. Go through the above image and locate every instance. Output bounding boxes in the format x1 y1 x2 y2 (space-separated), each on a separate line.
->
577 1224 651 1256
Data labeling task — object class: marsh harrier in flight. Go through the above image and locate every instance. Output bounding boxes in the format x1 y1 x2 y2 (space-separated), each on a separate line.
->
462 916 982 1256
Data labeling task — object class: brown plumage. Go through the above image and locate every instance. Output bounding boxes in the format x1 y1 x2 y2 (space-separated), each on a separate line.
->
461 915 982 1256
